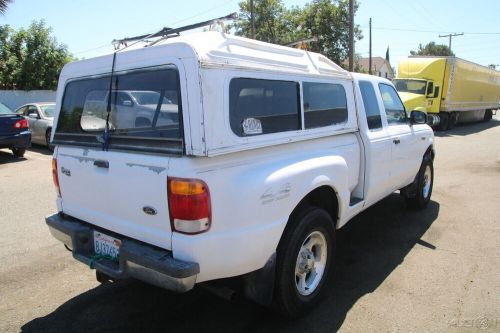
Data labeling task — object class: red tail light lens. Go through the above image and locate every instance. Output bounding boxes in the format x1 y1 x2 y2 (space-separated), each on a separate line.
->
167 177 211 234
13 119 29 129
52 158 61 197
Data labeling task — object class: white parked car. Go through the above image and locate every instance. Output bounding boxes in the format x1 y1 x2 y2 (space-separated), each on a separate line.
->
16 102 55 151
46 32 434 317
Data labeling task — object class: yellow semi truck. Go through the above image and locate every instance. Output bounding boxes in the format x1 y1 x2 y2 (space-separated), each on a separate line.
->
394 56 500 130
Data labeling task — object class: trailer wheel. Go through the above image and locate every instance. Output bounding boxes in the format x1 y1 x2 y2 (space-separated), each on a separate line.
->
437 112 449 131
406 155 433 209
483 109 493 122
447 112 458 130
273 207 336 317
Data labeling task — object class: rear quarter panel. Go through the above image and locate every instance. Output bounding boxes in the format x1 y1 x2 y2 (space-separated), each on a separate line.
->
170 134 360 282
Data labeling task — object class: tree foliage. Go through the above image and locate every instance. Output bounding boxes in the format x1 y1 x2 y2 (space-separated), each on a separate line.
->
0 20 74 90
410 41 454 57
232 0 362 65
0 0 12 15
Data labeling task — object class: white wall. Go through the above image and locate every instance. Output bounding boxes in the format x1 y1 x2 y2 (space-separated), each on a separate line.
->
0 90 56 110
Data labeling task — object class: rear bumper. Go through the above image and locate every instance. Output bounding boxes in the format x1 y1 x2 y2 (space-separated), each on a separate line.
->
0 131 31 149
45 213 199 292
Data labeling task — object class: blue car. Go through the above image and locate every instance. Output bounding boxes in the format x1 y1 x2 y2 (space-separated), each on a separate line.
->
0 102 31 157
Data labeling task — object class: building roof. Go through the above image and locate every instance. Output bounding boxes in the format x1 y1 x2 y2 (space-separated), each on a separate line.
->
358 57 393 74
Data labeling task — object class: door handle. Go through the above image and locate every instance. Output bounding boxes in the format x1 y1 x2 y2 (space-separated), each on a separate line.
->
93 160 109 168
393 138 401 144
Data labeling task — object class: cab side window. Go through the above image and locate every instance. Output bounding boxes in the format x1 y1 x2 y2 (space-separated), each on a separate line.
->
379 83 407 125
359 81 382 130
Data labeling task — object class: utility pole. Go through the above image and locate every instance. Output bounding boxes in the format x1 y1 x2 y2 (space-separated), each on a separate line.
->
369 17 372 75
439 32 464 51
348 0 354 71
250 0 255 39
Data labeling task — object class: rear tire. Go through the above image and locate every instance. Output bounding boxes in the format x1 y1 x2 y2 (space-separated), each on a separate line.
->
406 155 433 209
273 208 336 317
46 128 54 152
447 112 458 130
437 112 449 131
11 148 26 158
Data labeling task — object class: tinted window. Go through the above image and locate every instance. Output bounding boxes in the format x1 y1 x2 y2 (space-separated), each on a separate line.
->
55 67 182 153
359 81 382 130
0 102 13 114
379 83 407 125
229 78 300 136
303 82 348 129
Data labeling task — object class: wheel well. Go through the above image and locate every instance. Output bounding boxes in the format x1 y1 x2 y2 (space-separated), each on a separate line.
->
289 186 339 229
425 145 435 161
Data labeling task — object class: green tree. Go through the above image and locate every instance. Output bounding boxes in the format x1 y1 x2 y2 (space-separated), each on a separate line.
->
410 41 454 56
232 0 362 65
232 0 290 44
0 20 74 90
296 0 363 65
0 0 12 15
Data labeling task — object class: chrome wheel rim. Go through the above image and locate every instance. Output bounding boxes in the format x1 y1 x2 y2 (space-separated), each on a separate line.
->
423 165 432 198
295 230 327 296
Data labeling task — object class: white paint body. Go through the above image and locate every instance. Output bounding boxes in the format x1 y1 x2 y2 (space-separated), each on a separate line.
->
52 32 433 283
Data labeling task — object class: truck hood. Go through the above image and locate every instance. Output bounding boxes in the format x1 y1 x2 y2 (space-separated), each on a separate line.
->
398 92 426 112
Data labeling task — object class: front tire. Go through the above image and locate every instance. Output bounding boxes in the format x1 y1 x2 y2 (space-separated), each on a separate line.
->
273 208 336 317
406 155 433 209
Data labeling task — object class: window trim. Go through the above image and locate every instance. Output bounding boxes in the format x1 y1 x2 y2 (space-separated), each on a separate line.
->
302 81 349 130
358 80 384 132
228 77 302 137
378 82 408 126
54 64 185 155
225 73 353 142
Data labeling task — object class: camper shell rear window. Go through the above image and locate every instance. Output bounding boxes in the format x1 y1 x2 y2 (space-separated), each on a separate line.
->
54 66 183 154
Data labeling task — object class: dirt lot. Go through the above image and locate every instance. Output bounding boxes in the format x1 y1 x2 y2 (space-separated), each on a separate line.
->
1 117 499 332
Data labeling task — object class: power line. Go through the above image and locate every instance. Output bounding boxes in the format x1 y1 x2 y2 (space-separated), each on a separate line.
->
373 26 500 35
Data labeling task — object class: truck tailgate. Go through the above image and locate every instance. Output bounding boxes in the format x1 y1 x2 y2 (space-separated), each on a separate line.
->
56 146 172 250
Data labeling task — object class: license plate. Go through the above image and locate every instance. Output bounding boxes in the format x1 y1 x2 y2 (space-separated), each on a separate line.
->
94 231 121 260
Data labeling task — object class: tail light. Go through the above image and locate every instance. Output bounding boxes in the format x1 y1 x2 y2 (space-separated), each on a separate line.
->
167 177 211 234
13 119 29 129
52 158 61 197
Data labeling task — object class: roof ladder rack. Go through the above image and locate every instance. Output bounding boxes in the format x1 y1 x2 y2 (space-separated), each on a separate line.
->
112 12 238 50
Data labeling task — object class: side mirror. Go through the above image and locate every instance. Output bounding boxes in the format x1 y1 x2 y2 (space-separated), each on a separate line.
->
28 113 40 119
433 86 440 98
410 110 427 125
121 100 133 107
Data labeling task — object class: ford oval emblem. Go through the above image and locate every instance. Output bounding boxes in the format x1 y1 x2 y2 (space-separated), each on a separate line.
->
142 206 157 216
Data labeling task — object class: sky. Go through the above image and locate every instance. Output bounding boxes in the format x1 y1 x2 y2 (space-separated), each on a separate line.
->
1 0 499 72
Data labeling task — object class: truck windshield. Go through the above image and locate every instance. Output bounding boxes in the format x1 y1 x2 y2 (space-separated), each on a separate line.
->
54 66 183 154
393 79 427 95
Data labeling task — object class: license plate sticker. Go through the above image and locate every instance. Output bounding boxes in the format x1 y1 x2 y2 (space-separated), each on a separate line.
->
94 231 121 260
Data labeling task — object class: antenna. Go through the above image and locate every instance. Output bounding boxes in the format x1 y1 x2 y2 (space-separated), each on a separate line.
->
112 12 239 50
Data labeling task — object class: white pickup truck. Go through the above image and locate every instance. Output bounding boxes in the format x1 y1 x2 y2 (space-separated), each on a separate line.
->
47 31 434 317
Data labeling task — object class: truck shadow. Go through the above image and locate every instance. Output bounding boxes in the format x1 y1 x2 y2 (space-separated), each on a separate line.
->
21 194 439 333
434 118 499 137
